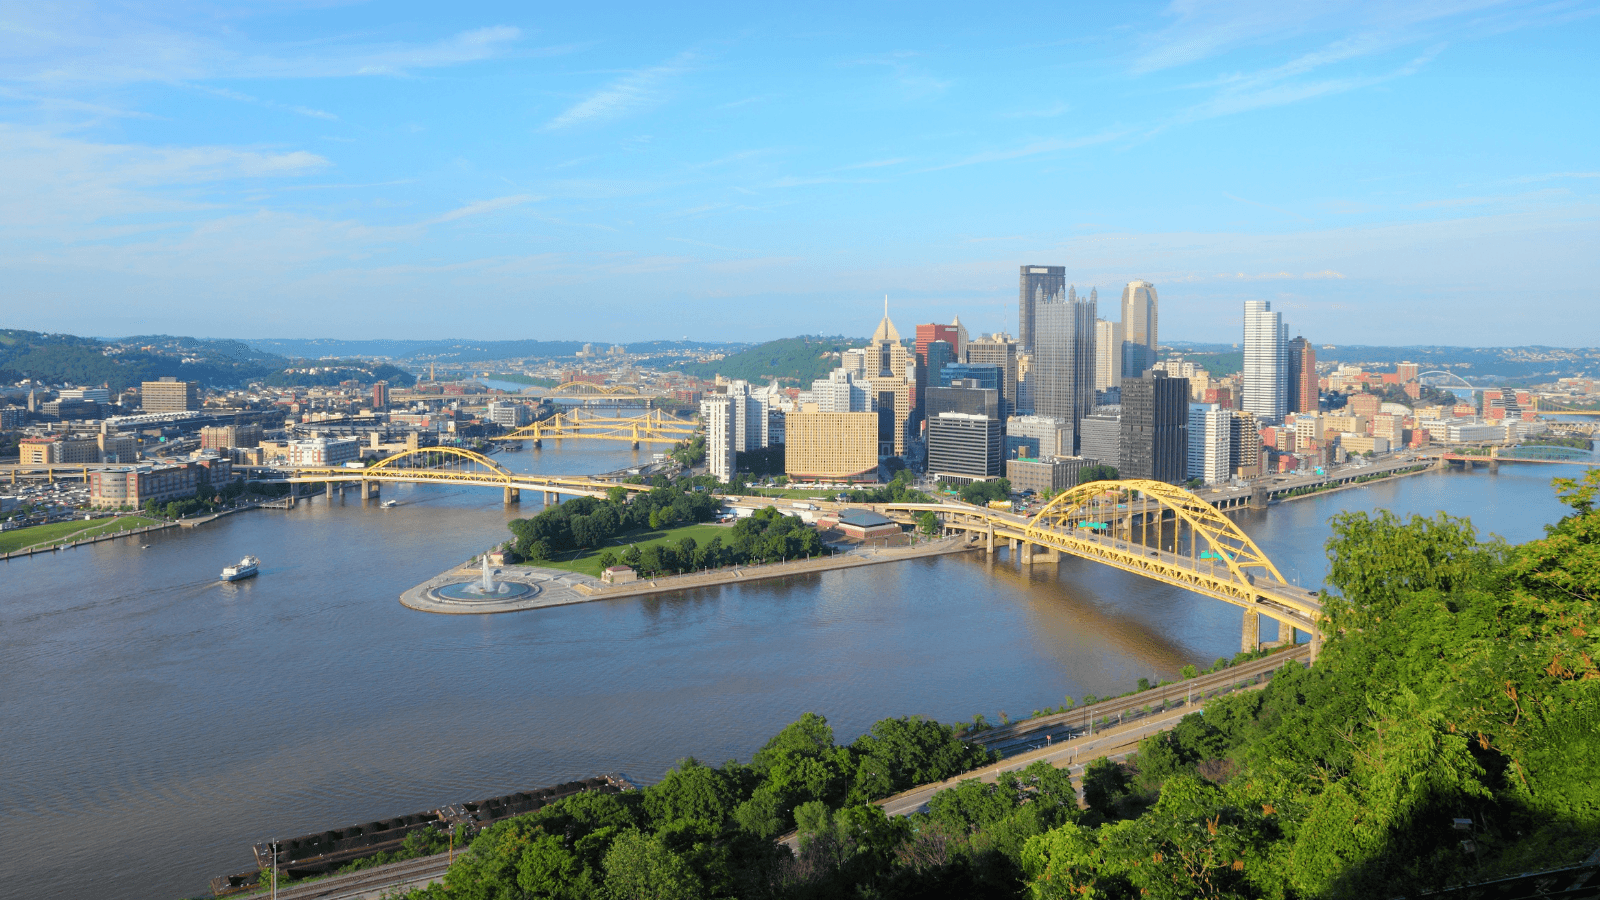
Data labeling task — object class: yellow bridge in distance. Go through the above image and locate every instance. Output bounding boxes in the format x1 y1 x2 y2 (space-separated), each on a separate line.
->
884 479 1323 653
502 409 699 447
267 446 653 506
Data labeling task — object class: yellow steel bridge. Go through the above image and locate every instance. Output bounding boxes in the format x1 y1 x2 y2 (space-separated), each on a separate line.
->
502 409 699 446
1535 397 1600 416
268 447 654 505
885 479 1324 651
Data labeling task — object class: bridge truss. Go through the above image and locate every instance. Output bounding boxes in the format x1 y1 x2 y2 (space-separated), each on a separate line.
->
1534 397 1600 416
503 409 699 445
887 479 1323 649
268 446 649 503
550 381 643 396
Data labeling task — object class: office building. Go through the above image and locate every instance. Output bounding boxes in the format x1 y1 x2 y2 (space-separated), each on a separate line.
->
923 340 954 400
1188 403 1231 485
372 381 390 411
97 431 138 464
1286 336 1316 414
927 413 1002 482
486 401 534 428
1005 415 1068 459
1120 371 1188 483
90 462 201 509
1396 362 1419 383
287 437 360 468
700 393 737 482
800 369 872 413
1079 408 1121 468
1018 265 1066 355
864 301 916 458
964 336 1019 419
1094 318 1123 392
925 383 1000 420
950 316 970 359
1032 289 1097 455
0 406 23 430
141 377 199 413
19 435 101 464
1226 411 1258 477
1007 456 1093 494
915 323 960 362
58 388 111 403
200 424 263 450
785 411 879 482
1242 300 1288 423
1120 281 1158 376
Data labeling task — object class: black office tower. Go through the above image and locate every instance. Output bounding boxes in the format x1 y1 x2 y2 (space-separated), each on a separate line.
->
1120 370 1188 483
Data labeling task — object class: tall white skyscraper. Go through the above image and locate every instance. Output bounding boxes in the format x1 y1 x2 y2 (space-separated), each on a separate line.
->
1120 281 1158 376
1094 318 1123 392
1243 300 1288 423
1188 403 1231 484
700 393 737 483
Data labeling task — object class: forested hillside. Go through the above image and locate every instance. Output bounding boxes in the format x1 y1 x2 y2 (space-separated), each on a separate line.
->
667 336 865 386
0 329 278 390
381 470 1600 900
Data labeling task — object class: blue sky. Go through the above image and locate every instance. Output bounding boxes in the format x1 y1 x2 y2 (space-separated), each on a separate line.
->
1 1 1596 346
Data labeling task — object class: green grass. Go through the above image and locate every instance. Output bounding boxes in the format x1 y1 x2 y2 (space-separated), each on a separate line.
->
740 488 843 500
0 515 164 553
535 522 734 577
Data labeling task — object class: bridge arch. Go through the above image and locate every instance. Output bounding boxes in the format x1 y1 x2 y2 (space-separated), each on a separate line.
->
552 381 640 396
368 446 514 480
1028 479 1288 595
1416 370 1479 390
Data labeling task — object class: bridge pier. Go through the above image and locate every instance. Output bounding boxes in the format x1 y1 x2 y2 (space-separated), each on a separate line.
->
1241 609 1260 652
1019 541 1033 565
360 480 372 501
985 524 995 555
326 481 335 500
504 487 520 505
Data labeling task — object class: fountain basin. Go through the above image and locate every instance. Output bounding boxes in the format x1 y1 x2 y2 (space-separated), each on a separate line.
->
429 580 539 603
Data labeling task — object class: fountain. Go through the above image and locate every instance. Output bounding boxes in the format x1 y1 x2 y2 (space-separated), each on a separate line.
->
429 551 537 603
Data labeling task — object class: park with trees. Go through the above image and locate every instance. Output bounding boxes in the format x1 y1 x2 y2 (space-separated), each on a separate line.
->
377 468 1600 899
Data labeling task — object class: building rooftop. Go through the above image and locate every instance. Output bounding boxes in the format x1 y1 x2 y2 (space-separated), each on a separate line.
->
835 508 895 528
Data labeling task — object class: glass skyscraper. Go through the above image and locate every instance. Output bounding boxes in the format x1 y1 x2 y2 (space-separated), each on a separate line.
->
1032 291 1097 455
1243 300 1288 423
1018 265 1066 356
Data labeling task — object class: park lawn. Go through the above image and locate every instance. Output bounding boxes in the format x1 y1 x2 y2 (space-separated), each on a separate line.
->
535 522 734 578
741 488 849 500
0 515 164 553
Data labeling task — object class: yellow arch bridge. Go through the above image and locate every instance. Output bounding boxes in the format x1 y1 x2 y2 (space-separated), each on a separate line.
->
550 381 643 396
260 447 654 506
1534 397 1600 416
885 479 1324 653
502 409 699 447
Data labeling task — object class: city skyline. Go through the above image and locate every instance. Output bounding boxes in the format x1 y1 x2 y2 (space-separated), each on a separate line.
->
0 2 1595 345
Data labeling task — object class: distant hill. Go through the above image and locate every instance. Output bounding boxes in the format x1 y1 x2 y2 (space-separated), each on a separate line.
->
665 336 866 386
1164 342 1599 383
1 330 282 391
245 338 741 363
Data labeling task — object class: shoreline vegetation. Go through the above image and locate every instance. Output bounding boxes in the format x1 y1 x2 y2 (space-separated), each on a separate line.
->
229 469 1600 900
0 513 164 554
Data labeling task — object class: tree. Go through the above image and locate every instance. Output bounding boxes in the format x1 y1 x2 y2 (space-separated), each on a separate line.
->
1077 464 1119 485
917 510 939 536
601 830 702 900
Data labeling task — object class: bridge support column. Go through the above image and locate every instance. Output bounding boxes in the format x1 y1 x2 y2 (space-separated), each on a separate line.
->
326 481 335 499
1035 545 1058 563
360 480 372 500
1020 541 1033 565
504 487 520 505
1241 610 1260 653
985 525 995 555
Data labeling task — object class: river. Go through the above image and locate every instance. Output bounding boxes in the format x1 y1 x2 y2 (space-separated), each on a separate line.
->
0 437 1591 899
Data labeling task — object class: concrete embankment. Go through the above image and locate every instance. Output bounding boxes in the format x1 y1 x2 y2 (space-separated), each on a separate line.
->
1270 463 1434 506
401 535 977 614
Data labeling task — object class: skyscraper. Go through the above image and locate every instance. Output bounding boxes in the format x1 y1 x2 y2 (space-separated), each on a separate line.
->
963 335 1018 419
1120 281 1158 376
1120 370 1188 483
1286 336 1317 414
700 393 737 483
1094 318 1123 392
1187 402 1231 484
1018 265 1066 355
1243 300 1288 422
1033 290 1097 455
915 323 959 362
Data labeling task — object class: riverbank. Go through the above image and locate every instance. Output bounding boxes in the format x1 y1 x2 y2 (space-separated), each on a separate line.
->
0 514 169 558
401 534 977 614
1271 461 1434 505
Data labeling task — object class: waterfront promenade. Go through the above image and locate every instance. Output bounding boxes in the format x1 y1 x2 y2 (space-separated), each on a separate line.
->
401 534 977 613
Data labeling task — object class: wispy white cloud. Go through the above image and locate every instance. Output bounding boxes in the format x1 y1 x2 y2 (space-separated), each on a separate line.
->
545 52 695 130
919 131 1127 172
428 194 539 225
179 83 337 121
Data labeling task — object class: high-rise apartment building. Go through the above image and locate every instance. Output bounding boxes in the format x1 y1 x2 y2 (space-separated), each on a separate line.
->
1120 371 1188 483
1188 403 1231 484
784 412 879 483
800 369 871 413
927 413 1002 482
1230 411 1262 478
1120 281 1158 376
1242 300 1288 423
1094 318 1123 392
1032 291 1097 455
964 336 1018 419
141 377 199 413
372 381 390 411
1286 336 1317 414
1018 265 1066 355
700 393 737 483
1396 362 1419 383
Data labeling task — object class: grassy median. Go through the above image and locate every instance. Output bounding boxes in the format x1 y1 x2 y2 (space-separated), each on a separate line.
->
533 522 734 578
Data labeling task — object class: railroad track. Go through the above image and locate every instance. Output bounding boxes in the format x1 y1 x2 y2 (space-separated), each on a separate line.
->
257 851 453 900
